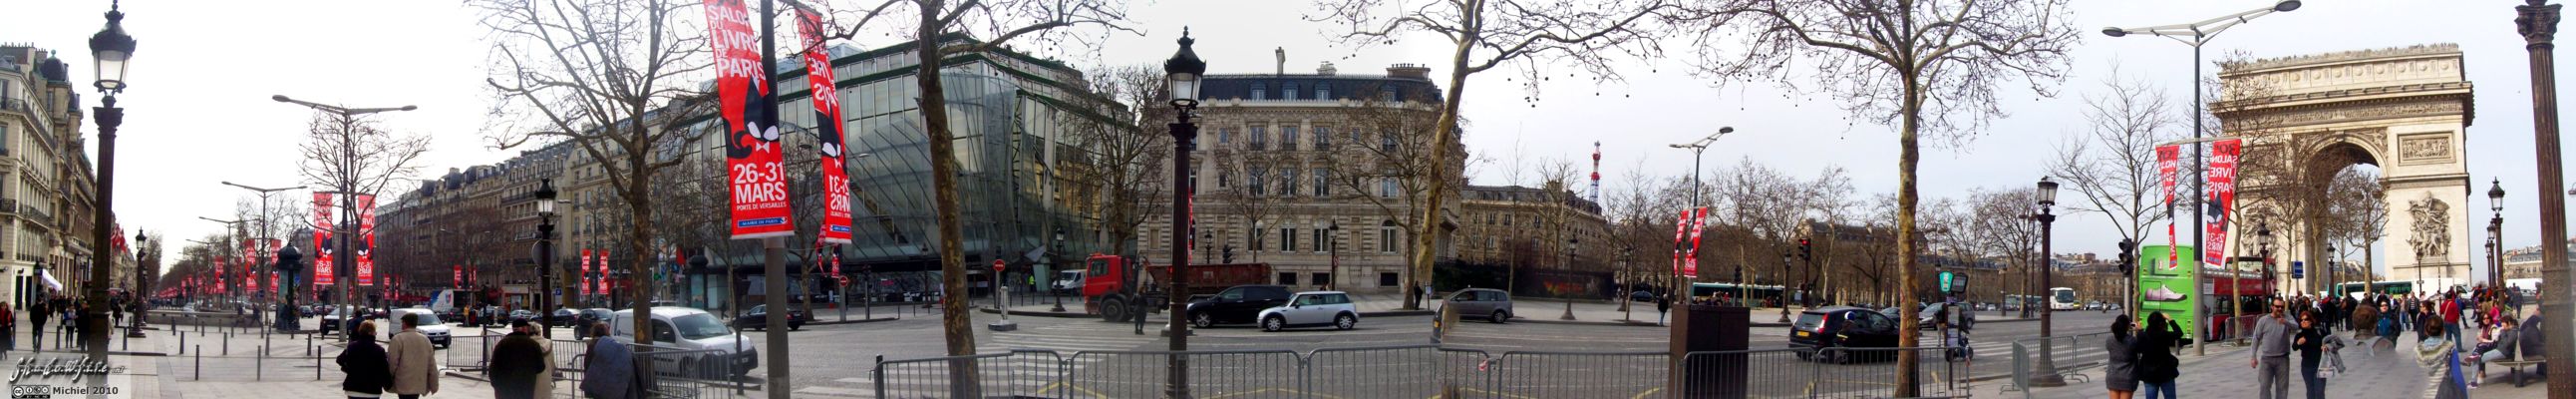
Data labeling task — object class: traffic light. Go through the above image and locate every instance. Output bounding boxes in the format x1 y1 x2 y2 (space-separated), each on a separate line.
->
1797 238 1812 260
2116 238 2135 276
1221 245 1236 263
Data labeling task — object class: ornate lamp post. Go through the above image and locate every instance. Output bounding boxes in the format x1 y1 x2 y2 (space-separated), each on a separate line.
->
1563 236 1578 320
82 0 138 362
1667 127 1732 301
1051 228 1067 312
2029 177 2066 387
1328 221 1341 290
1159 28 1206 397
532 179 558 339
2490 179 2506 284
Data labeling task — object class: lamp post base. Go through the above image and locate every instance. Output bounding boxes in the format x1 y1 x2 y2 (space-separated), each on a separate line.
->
2029 340 2068 387
987 320 1018 331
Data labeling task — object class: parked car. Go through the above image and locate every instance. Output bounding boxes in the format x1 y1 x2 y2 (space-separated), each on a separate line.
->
1790 306 1903 364
320 305 354 335
384 308 453 348
1445 288 1515 323
732 304 810 331
1256 291 1359 332
509 309 537 324
1629 290 1656 302
607 306 758 378
1183 285 1294 328
550 307 579 327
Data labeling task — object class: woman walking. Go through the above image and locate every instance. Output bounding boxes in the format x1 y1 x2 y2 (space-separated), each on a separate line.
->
2417 317 2468 399
337 321 393 399
2134 311 2191 399
2104 314 2139 399
2296 310 2330 399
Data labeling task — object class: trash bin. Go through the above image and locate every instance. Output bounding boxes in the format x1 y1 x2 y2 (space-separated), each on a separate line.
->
1671 304 1748 398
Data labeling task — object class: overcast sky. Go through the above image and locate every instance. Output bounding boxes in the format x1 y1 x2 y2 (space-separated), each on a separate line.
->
3 0 2565 281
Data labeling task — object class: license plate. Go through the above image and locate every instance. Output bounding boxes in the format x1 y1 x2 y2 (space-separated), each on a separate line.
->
1795 331 1809 338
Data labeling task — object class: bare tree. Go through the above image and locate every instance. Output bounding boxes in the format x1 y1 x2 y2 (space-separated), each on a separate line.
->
295 101 434 315
1069 65 1168 257
1215 151 1286 262
2050 72 2178 311
1313 0 1684 309
1686 0 2078 388
1326 86 1455 297
2326 167 2387 285
473 0 711 354
1963 187 2040 311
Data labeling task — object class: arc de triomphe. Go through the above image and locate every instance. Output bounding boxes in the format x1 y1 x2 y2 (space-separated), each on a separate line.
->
2213 44 2474 296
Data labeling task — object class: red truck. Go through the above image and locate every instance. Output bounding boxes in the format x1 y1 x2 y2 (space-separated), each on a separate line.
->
1079 254 1272 322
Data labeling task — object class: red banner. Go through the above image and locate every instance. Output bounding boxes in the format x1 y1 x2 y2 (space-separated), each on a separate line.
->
1686 207 1710 280
358 195 378 286
598 249 611 296
800 8 855 244
313 193 336 286
454 264 464 287
1672 209 1691 278
2156 145 2179 269
581 249 595 295
705 0 794 239
2202 139 2243 268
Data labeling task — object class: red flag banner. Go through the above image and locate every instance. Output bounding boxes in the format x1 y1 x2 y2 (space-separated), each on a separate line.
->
599 249 611 296
1672 209 1692 278
705 0 793 239
582 249 595 295
313 193 336 286
358 195 378 286
2156 145 2179 269
800 8 855 244
1686 207 1710 280
454 264 463 287
2202 139 2243 268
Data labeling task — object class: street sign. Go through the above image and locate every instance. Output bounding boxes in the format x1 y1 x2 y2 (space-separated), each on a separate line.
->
2291 260 2304 279
993 259 1006 271
1938 271 1955 292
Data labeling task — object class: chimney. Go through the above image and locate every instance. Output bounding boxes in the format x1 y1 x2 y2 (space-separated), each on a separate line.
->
1386 64 1431 80
1274 47 1286 75
1318 62 1337 76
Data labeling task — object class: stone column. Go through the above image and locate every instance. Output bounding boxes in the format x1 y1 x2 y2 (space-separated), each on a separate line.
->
2513 0 2575 392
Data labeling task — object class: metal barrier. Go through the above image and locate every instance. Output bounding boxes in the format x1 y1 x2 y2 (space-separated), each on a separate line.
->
870 344 1981 399
2005 332 2113 393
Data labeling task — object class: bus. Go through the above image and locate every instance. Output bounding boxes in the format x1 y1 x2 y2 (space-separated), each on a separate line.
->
2049 287 2080 310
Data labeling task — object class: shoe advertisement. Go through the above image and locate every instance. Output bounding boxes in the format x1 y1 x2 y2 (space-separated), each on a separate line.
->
2134 245 2201 337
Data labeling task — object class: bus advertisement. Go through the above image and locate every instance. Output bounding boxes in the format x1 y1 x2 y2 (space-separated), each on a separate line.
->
2135 245 2201 339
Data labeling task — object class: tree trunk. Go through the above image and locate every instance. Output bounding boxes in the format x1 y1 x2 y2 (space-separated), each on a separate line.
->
1406 6 1481 310
1891 76 1924 397
914 4 984 394
625 178 658 377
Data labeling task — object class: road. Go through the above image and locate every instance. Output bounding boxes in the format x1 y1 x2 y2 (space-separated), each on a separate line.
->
747 306 2130 397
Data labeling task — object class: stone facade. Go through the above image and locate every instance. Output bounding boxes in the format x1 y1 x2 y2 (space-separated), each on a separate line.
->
0 45 110 305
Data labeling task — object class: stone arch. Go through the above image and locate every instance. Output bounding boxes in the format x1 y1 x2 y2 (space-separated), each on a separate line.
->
2216 44 2475 295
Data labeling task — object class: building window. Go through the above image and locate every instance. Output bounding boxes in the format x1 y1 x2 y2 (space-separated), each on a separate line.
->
1380 222 1398 253
1249 127 1268 151
1313 127 1331 151
1251 83 1266 100
1282 83 1299 100
1312 169 1329 197
1280 227 1297 252
1219 129 1234 145
1312 272 1332 287
1250 223 1265 251
1278 272 1298 285
1381 132 1398 153
1379 178 1399 198
1379 272 1398 287
1312 228 1327 252
1280 126 1299 151
1278 169 1297 197
1215 169 1229 189
1192 169 1204 194
1381 89 1399 102
1247 166 1265 195
1316 86 1331 100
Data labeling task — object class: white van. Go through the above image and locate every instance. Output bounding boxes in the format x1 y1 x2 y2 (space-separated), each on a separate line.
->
608 306 758 378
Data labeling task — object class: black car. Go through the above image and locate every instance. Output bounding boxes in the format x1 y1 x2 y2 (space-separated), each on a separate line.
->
1184 285 1294 328
572 308 616 338
732 304 810 331
1789 306 1903 364
549 308 579 327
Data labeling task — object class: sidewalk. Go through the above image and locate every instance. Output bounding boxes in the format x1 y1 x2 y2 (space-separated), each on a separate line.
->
1973 326 2549 399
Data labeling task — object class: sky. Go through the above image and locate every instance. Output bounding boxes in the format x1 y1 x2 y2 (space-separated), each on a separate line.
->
1 0 2566 282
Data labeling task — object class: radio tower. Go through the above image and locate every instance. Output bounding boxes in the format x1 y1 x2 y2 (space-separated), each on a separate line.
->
1589 142 1602 203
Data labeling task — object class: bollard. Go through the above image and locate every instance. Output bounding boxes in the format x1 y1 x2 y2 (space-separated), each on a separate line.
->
193 345 201 380
256 345 264 381
177 333 184 354
316 342 324 381
223 332 230 355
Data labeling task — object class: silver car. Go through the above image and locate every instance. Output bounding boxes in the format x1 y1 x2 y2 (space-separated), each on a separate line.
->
1445 288 1514 323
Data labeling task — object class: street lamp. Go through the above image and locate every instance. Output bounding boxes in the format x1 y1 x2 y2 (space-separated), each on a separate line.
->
2028 176 2066 387
1327 221 1341 291
533 179 558 339
1051 228 1068 312
1159 28 1206 397
2490 179 2506 284
128 233 150 338
1668 127 1733 303
272 96 415 325
80 0 137 363
2104 0 2298 358
1563 236 1578 320
1776 251 1791 322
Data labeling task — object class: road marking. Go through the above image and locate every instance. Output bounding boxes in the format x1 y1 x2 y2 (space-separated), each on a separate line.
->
793 385 870 397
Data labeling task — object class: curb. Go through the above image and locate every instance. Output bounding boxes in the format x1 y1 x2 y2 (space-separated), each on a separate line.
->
1509 317 1665 327
979 307 1439 319
805 317 900 326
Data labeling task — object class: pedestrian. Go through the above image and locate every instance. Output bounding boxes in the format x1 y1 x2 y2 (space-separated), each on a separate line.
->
387 313 441 398
27 299 45 351
338 321 394 399
486 320 550 399
2416 316 2469 399
0 301 14 358
2250 299 2295 399
2104 314 2138 399
2351 301 2379 339
2134 311 2190 399
1655 292 1670 326
2296 309 2334 399
581 322 640 399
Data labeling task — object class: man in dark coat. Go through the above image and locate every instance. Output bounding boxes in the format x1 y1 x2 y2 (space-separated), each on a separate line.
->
581 322 642 399
486 320 548 399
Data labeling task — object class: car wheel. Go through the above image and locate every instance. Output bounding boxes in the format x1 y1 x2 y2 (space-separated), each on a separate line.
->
1261 315 1284 332
1191 312 1215 328
1335 313 1357 330
1490 310 1509 324
791 323 803 331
